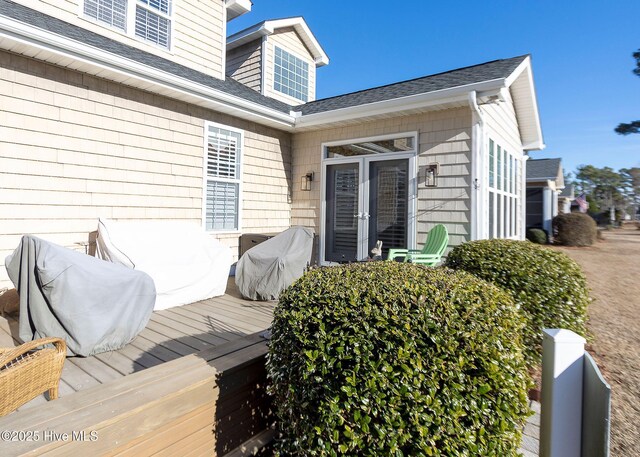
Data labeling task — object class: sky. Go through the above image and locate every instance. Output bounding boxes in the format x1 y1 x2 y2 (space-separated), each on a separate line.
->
228 0 640 175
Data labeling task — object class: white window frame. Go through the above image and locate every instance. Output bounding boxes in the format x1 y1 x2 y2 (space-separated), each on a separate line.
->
202 121 244 234
487 138 521 240
80 0 175 51
273 45 310 103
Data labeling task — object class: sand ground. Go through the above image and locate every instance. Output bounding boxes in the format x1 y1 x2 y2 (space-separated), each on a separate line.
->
553 225 640 456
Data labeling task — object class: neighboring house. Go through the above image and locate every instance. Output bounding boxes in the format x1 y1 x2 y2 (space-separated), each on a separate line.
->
526 158 564 235
559 184 575 214
0 0 544 288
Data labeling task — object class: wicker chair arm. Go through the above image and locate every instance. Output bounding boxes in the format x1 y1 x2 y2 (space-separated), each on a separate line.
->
0 337 66 366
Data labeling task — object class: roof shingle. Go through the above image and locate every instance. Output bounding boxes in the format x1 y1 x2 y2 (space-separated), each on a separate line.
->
527 158 562 180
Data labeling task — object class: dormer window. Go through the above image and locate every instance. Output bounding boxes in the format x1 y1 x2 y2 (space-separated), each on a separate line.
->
83 0 172 49
274 46 309 102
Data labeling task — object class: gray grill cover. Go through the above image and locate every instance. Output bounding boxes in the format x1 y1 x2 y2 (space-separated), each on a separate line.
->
235 227 314 301
5 235 156 356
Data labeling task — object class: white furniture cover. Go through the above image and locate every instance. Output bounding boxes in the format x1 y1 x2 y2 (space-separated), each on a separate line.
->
236 226 314 301
96 218 232 310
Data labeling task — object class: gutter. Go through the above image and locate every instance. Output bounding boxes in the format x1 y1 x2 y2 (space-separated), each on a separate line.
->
0 15 297 128
468 91 485 241
295 79 506 129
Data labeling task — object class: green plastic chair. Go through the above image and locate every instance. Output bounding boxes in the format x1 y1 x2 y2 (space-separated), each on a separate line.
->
387 224 449 266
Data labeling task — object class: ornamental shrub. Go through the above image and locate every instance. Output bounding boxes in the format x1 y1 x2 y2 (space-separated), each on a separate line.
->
267 262 530 456
526 228 548 245
445 239 589 366
552 212 597 246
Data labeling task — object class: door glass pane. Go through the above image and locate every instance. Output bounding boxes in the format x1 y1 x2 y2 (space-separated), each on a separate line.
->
325 163 359 262
368 160 408 259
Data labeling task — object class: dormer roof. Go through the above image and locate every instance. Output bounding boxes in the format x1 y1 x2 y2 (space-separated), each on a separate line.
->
227 17 329 67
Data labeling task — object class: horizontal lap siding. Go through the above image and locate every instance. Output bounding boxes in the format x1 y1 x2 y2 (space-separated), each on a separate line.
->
11 0 226 79
264 28 317 104
225 40 262 92
291 108 473 254
0 52 292 287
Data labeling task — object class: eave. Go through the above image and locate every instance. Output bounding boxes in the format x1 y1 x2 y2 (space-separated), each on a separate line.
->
0 14 297 131
227 17 329 67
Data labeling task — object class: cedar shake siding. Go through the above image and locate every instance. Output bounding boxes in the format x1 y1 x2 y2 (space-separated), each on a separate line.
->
9 0 226 79
225 39 262 92
291 107 474 253
0 51 293 287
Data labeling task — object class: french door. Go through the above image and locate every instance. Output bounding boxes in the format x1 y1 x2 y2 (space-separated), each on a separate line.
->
323 155 415 263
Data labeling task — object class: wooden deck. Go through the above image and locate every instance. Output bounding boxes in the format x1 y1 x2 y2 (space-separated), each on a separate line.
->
0 279 274 411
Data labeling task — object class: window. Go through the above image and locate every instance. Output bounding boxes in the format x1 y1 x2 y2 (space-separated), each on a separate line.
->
204 124 242 231
84 0 127 31
83 0 172 49
135 0 171 48
488 139 520 239
274 46 309 102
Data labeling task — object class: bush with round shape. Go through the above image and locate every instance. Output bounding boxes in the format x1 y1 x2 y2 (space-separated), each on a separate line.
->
445 239 589 366
552 212 597 246
526 228 548 245
267 262 530 456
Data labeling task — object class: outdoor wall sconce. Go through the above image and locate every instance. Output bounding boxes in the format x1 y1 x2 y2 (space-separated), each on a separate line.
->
301 172 314 191
425 163 439 187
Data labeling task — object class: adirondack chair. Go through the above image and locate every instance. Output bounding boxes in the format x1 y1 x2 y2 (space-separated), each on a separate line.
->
387 224 449 266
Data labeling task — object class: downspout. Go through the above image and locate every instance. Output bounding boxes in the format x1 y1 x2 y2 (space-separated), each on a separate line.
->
468 91 484 240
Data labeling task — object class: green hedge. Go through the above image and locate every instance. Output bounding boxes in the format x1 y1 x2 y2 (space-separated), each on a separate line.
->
552 213 597 246
267 262 530 456
445 239 589 366
526 228 548 245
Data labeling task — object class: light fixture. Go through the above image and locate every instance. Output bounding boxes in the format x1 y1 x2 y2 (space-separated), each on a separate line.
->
425 163 439 187
301 172 314 191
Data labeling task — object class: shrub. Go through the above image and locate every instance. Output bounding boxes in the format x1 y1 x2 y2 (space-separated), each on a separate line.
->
526 228 548 244
445 239 589 366
552 212 597 246
267 262 530 456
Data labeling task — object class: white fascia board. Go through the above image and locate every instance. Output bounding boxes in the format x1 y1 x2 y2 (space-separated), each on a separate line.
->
0 16 296 128
295 78 506 129
227 17 329 66
505 56 544 151
226 0 252 22
523 140 546 151
226 23 270 50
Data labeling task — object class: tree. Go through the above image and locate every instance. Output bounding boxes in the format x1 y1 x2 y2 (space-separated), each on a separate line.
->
620 167 640 218
615 49 640 135
573 165 628 217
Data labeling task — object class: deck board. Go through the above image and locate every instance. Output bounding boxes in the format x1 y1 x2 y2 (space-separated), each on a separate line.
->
0 279 276 414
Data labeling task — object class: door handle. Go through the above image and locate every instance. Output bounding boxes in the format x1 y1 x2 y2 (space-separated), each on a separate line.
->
362 213 370 220
353 213 362 218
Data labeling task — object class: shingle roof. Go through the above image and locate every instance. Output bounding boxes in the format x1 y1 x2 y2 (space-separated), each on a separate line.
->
296 55 528 115
0 0 530 120
527 158 562 180
559 184 574 198
0 0 294 114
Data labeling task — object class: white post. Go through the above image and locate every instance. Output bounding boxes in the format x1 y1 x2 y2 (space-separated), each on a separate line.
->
540 329 586 457
543 187 553 237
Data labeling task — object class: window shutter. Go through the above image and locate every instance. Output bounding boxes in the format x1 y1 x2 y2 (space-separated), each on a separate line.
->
206 181 239 231
207 131 239 180
84 0 127 31
135 6 171 48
